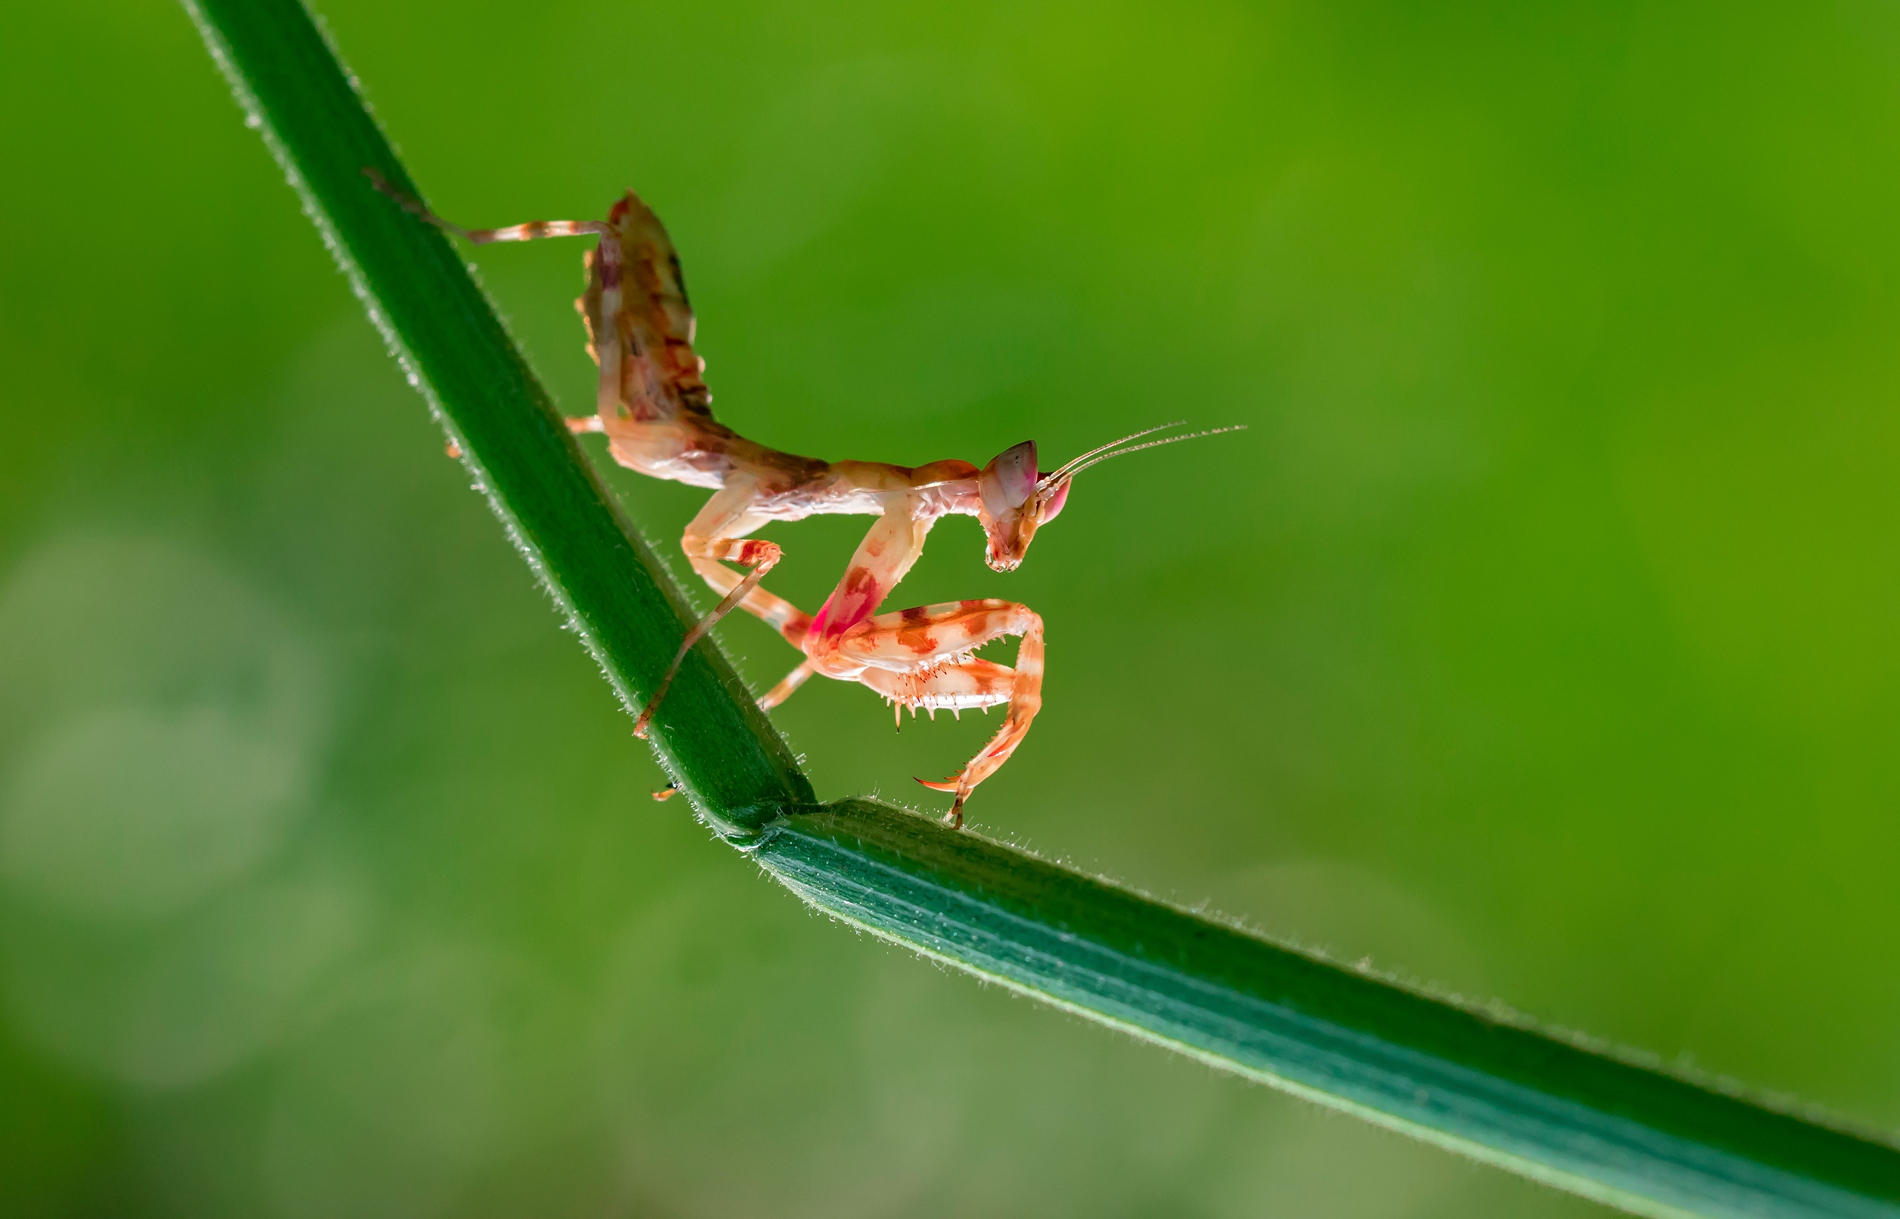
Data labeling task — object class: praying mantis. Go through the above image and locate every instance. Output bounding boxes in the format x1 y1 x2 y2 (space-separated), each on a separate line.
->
370 173 1239 826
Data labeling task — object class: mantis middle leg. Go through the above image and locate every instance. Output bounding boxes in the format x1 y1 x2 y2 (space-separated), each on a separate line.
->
678 489 818 715
632 477 788 737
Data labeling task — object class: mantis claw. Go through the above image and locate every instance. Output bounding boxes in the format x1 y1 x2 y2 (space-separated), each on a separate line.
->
915 774 974 829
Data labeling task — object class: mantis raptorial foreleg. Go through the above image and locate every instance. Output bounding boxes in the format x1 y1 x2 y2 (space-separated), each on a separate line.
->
808 500 935 645
825 599 1045 826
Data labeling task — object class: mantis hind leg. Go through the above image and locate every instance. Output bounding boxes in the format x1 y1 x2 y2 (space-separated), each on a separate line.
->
365 170 613 246
365 170 628 422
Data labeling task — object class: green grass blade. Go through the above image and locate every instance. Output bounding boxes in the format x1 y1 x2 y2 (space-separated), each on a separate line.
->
182 1 1900 1215
760 801 1900 1219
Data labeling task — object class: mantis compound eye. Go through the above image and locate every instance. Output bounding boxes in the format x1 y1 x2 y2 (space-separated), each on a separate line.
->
980 440 1039 518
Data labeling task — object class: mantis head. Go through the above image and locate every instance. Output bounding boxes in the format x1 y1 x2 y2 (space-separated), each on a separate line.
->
976 423 1245 572
977 441 1064 571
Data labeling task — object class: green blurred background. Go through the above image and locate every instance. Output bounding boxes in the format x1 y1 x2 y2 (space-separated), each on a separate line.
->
3 0 1899 1214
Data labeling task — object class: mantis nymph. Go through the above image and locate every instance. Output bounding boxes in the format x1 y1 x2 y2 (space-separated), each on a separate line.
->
371 174 1239 825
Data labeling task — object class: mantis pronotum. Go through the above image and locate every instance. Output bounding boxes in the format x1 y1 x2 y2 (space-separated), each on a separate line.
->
371 173 1239 826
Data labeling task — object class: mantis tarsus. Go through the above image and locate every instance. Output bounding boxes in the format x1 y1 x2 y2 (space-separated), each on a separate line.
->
370 173 1240 826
